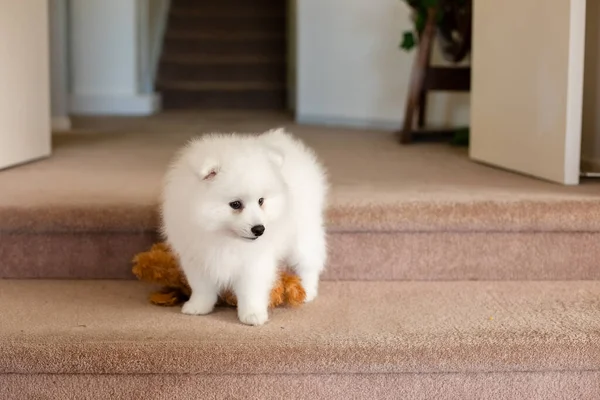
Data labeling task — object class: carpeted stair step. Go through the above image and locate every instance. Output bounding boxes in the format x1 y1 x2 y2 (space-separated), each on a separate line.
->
169 8 285 18
159 54 285 82
159 83 286 110
158 81 286 91
157 0 287 110
158 55 287 109
157 55 286 110
166 13 285 33
162 31 286 57
170 0 283 11
166 31 286 40
1 280 599 399
2 117 600 280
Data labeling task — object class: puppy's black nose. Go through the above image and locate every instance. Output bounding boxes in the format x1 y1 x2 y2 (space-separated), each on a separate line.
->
251 225 265 237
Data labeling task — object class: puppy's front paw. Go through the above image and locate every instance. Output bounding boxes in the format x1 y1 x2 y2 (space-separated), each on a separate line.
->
299 272 320 303
303 284 318 303
238 308 269 326
181 298 214 316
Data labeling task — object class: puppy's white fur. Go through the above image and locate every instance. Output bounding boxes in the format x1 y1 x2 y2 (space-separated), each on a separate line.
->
161 128 328 326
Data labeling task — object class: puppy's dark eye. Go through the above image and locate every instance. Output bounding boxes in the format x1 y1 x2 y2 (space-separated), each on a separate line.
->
258 198 264 206
229 201 243 210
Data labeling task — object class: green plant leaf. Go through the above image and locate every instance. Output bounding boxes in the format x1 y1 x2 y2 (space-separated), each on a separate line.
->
450 127 470 146
422 0 439 7
400 31 417 51
403 0 421 8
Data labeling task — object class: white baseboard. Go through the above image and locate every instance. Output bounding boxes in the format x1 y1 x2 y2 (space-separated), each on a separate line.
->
51 116 72 132
69 93 161 116
296 113 401 131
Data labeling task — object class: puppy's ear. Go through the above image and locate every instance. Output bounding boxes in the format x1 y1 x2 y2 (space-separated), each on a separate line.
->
265 127 286 136
191 158 219 181
266 147 284 169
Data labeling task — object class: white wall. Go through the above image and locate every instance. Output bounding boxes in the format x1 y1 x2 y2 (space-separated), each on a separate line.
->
139 0 170 94
49 0 71 131
68 0 160 115
295 0 470 130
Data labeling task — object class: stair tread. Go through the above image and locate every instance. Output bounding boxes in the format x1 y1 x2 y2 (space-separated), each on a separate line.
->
158 80 285 91
166 31 285 40
2 118 600 281
161 54 285 64
1 120 599 231
170 8 284 18
2 280 599 375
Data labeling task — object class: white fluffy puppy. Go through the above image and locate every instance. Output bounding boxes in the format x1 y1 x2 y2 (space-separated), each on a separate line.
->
161 128 328 326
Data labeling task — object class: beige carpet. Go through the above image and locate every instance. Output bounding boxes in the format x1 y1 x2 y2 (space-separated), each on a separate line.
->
1 279 600 399
4 373 600 400
2 112 600 233
1 111 600 280
2 112 600 398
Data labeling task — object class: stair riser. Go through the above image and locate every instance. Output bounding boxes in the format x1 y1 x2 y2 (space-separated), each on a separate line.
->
158 62 286 82
171 9 285 18
161 89 286 110
4 373 599 400
171 0 285 11
172 0 284 7
3 231 600 280
163 38 286 57
167 15 285 33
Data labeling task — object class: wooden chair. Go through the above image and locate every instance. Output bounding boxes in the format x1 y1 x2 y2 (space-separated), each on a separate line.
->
398 2 472 144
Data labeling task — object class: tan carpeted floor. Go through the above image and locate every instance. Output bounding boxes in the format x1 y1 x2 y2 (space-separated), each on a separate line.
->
2 111 600 232
1 111 600 280
4 372 600 400
2 112 600 398
1 279 600 399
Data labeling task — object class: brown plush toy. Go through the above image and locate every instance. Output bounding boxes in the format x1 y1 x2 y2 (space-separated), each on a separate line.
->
132 242 306 308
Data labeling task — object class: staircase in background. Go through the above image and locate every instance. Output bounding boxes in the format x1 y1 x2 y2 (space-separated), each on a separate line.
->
156 0 287 110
